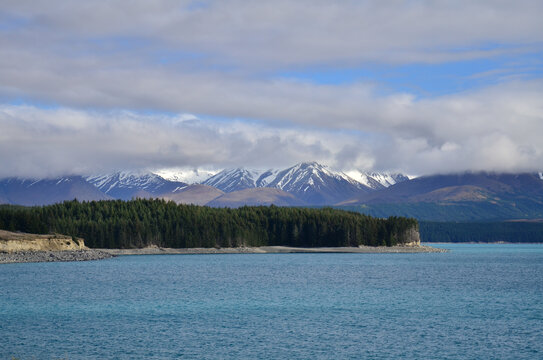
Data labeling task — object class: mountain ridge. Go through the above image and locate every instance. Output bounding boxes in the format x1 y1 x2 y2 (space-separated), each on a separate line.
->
0 176 112 206
2 165 542 221
0 163 410 207
85 171 188 201
338 172 543 221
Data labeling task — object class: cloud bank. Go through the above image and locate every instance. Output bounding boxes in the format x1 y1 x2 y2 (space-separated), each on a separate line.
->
0 0 542 177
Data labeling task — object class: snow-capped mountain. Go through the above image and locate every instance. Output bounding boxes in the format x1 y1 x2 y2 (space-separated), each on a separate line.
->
85 171 187 200
202 168 278 192
2 166 541 211
153 168 218 184
200 162 372 205
201 163 411 194
0 162 414 206
266 162 370 205
345 171 411 190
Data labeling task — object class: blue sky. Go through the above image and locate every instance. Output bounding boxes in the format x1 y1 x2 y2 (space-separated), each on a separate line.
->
278 51 543 96
1 0 543 177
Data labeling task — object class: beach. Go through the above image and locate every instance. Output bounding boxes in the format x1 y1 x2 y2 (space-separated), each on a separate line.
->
0 244 446 263
102 244 446 255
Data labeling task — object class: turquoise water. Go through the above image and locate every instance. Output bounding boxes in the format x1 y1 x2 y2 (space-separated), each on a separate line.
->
1 244 542 359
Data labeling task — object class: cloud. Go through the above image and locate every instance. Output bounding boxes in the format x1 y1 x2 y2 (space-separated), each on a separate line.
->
1 78 543 179
0 1 542 176
0 105 376 178
2 0 542 68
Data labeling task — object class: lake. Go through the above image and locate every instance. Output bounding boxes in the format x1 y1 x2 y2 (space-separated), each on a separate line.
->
1 244 542 359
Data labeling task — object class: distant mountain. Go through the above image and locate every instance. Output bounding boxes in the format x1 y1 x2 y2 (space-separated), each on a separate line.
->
264 162 370 205
201 162 380 205
161 184 224 205
85 171 188 201
345 171 410 190
338 172 543 221
202 168 278 192
153 168 217 184
207 188 305 208
0 176 111 206
345 172 543 204
9 164 540 221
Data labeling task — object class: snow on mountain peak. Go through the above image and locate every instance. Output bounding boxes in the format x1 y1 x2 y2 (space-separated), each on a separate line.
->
153 168 218 184
344 170 411 190
85 163 412 198
202 168 277 192
84 170 189 200
197 161 411 197
86 171 166 192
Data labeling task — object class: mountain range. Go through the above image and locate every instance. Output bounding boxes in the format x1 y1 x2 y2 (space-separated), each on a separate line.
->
0 162 401 207
1 163 542 221
339 172 543 221
202 162 372 205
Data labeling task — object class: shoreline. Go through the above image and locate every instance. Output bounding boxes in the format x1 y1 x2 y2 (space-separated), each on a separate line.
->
0 249 115 264
0 245 447 264
423 242 543 244
101 244 447 256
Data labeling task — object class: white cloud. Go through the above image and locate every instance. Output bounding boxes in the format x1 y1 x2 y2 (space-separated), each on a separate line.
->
1 80 543 179
0 1 542 176
2 0 542 67
0 105 376 178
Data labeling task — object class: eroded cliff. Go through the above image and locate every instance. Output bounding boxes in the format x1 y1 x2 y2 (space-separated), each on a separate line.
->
0 230 87 253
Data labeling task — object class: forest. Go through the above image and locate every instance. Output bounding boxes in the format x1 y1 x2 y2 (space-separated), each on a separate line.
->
419 221 543 243
0 199 418 249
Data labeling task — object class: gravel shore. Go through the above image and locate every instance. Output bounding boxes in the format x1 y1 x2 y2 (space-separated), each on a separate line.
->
102 244 447 256
0 250 115 264
1 245 446 264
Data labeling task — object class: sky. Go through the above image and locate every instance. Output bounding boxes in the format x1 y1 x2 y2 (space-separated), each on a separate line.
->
1 0 543 178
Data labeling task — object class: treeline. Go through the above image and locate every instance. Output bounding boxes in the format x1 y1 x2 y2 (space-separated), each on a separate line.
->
0 200 418 248
420 221 543 243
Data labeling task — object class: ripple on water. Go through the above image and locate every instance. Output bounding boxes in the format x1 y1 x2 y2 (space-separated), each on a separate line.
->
0 244 542 359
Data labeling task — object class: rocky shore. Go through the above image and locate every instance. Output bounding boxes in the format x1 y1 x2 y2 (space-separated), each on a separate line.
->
0 245 447 263
0 249 115 264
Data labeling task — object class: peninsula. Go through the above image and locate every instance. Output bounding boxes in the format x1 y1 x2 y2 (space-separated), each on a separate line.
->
1 229 444 264
0 200 445 263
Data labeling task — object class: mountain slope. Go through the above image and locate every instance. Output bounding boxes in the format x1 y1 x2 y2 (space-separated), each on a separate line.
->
207 188 305 207
0 177 111 206
166 162 411 205
85 171 187 200
345 171 410 190
265 162 370 205
161 184 224 205
346 172 543 204
202 168 277 192
338 172 543 221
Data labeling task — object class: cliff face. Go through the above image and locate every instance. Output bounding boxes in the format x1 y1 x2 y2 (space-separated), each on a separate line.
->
0 230 86 253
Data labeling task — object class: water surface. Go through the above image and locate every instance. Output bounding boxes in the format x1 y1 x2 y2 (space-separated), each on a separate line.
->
1 244 542 359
